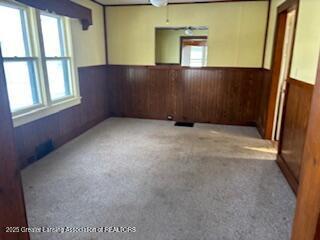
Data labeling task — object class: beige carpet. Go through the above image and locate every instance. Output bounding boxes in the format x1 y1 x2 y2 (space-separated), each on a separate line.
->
22 118 295 240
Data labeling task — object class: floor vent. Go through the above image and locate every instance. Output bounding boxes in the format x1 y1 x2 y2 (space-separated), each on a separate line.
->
35 139 54 161
175 122 194 127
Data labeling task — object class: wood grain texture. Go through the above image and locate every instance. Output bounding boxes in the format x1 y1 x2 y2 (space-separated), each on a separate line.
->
265 11 287 139
108 65 175 120
277 78 314 193
0 51 29 239
15 0 92 30
176 68 262 124
277 154 299 193
316 215 320 240
255 69 272 137
291 56 320 240
107 65 267 126
15 65 110 168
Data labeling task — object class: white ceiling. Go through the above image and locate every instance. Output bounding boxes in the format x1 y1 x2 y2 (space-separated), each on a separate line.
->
96 0 233 6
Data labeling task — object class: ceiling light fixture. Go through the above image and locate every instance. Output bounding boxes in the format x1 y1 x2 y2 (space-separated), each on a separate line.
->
150 0 168 7
185 27 193 36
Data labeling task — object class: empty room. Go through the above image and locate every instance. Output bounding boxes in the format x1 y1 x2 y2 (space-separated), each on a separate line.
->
1 0 320 239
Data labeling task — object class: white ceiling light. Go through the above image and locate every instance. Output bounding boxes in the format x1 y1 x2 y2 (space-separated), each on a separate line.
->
150 0 168 7
185 27 193 36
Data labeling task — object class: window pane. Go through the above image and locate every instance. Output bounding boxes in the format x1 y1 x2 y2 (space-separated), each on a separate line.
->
4 61 39 112
40 14 64 57
46 60 71 100
0 5 29 57
190 46 203 59
190 46 205 67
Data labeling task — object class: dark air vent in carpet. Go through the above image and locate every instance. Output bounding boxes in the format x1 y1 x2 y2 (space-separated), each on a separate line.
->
175 122 194 127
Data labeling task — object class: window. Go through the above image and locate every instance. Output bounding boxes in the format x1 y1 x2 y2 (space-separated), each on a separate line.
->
189 46 208 67
181 37 208 67
0 1 80 127
40 13 72 101
0 3 40 112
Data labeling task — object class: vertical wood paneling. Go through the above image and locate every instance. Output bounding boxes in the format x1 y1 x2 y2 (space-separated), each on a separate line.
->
176 68 263 124
0 51 29 239
256 69 272 137
277 78 314 193
14 65 110 168
107 65 268 126
291 56 320 240
108 66 176 120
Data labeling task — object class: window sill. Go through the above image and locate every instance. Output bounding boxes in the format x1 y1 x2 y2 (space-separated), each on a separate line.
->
13 97 82 128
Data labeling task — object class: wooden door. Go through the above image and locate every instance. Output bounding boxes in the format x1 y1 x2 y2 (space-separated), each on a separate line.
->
264 0 308 194
265 11 288 140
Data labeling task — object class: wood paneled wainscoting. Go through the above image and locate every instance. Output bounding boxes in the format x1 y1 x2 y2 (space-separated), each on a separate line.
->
291 55 320 240
256 69 272 137
107 65 269 126
15 65 273 168
277 78 314 193
14 65 110 168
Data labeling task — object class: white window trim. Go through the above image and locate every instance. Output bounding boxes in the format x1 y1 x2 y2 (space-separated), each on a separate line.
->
0 1 81 127
13 97 81 127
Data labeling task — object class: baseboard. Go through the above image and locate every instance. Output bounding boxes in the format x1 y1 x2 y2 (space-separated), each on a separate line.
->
114 115 257 127
276 154 299 194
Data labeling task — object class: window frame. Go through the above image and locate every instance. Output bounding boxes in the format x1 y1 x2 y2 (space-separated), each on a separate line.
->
180 36 208 67
0 0 81 127
1 1 44 115
38 11 76 103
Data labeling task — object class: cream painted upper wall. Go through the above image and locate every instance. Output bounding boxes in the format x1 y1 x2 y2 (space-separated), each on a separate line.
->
70 0 106 67
264 0 320 84
290 0 320 84
106 2 268 67
263 0 285 69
